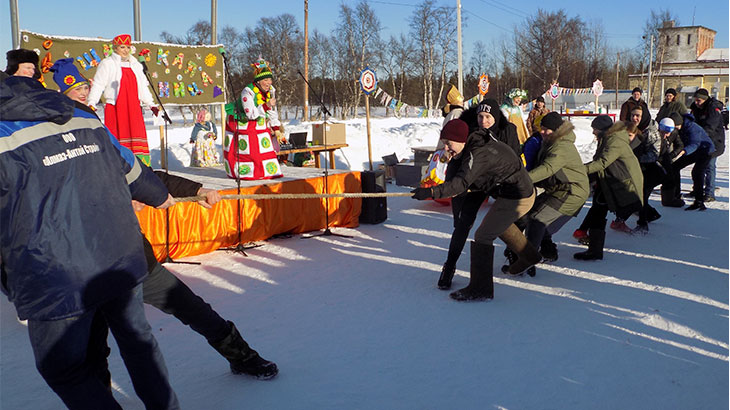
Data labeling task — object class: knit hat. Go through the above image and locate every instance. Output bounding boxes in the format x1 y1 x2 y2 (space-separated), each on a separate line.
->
669 112 684 127
540 112 563 131
658 117 675 133
440 119 469 143
693 88 709 99
632 87 642 94
5 48 39 76
591 115 614 132
477 99 502 125
113 34 132 46
665 88 677 97
50 58 88 94
252 58 273 81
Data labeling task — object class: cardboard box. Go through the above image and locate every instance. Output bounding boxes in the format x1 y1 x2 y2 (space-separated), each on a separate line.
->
311 122 346 146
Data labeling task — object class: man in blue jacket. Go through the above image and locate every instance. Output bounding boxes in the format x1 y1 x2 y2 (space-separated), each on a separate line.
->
664 112 715 211
0 76 179 409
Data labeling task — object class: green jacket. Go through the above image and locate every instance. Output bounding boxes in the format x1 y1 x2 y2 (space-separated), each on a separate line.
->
656 100 688 121
585 121 644 212
528 121 589 217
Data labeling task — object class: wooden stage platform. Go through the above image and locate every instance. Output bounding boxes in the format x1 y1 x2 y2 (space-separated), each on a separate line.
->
136 165 363 261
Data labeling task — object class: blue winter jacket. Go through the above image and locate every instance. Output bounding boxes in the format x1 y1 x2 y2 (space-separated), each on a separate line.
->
679 114 715 156
0 76 169 321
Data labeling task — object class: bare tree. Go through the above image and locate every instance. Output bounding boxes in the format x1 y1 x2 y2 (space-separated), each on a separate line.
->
332 0 382 118
410 0 439 110
161 20 212 46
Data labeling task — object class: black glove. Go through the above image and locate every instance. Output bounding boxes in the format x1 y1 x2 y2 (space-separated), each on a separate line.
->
411 187 433 200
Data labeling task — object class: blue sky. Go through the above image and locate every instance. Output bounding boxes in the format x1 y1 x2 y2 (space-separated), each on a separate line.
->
2 0 728 69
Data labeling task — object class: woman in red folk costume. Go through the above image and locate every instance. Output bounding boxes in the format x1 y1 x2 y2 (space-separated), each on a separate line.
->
223 58 283 180
88 34 158 166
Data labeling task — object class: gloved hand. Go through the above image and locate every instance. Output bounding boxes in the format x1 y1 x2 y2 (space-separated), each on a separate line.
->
411 187 433 200
151 106 160 116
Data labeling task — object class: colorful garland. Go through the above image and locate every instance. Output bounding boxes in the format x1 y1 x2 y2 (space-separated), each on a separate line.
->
252 85 271 107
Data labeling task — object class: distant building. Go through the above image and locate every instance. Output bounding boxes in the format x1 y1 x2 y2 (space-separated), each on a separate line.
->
629 21 729 108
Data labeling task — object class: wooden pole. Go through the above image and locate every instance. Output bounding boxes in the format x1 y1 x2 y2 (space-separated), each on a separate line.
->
159 126 166 169
365 94 373 171
615 53 621 109
303 0 310 121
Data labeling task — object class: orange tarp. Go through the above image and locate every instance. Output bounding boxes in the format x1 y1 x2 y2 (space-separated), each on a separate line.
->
136 171 362 261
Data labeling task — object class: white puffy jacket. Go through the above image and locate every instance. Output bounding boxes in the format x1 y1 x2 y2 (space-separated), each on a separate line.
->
88 53 154 108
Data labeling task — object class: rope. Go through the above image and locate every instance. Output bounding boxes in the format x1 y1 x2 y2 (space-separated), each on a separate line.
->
174 191 414 203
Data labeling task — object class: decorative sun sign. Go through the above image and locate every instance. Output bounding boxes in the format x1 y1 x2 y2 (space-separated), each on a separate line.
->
478 74 490 95
359 67 378 95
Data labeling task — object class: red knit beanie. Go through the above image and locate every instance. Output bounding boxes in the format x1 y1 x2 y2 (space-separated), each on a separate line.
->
440 119 469 143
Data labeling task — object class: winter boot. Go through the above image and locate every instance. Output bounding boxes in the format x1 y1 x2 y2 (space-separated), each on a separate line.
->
573 229 605 260
572 229 590 245
499 223 542 275
610 218 633 234
661 188 684 208
438 263 456 290
645 206 661 222
450 242 494 301
209 321 279 379
685 201 706 211
539 235 558 263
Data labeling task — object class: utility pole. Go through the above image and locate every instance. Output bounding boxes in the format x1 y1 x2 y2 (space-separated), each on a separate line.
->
211 0 217 43
9 0 19 49
647 34 654 108
133 0 141 41
616 53 621 109
303 0 310 121
456 0 463 94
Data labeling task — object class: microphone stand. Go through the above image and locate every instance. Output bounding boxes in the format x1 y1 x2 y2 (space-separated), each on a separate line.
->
297 70 350 239
139 57 200 265
216 49 260 256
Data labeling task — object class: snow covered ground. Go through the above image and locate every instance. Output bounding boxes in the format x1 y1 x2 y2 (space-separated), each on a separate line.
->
1 111 728 409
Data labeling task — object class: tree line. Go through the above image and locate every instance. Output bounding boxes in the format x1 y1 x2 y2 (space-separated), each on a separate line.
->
161 1 677 119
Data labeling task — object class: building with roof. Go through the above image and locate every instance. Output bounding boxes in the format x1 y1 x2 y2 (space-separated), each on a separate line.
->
629 21 728 108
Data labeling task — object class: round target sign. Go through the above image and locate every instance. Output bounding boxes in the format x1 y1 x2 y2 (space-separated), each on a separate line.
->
549 83 561 100
478 74 490 95
359 67 378 95
592 79 604 97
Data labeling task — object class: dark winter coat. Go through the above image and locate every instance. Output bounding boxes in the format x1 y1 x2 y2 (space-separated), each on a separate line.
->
528 121 589 217
619 97 651 130
677 114 715 156
459 105 521 157
0 76 169 321
659 130 684 166
585 121 644 213
690 97 725 157
434 128 533 200
656 100 687 121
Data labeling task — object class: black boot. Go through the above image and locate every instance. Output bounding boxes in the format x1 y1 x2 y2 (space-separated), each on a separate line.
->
661 188 684 207
685 201 706 211
209 321 278 379
437 263 456 290
539 235 558 263
450 242 494 301
573 229 605 260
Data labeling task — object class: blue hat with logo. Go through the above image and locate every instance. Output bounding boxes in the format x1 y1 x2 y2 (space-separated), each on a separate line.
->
50 58 88 94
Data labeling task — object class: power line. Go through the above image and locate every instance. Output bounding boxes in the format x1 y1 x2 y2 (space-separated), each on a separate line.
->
476 0 530 19
462 8 512 34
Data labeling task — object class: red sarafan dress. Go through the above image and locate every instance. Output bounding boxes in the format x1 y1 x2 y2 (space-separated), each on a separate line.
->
104 66 150 165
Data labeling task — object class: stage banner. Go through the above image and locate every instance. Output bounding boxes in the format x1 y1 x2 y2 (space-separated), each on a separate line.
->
21 30 226 105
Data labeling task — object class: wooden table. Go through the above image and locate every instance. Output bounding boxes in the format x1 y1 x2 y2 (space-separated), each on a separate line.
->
279 144 348 169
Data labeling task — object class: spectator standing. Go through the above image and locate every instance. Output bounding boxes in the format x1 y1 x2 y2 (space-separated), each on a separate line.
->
619 87 650 130
690 88 725 202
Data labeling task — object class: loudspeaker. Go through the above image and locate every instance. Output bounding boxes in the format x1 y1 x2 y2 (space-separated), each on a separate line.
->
360 170 387 224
